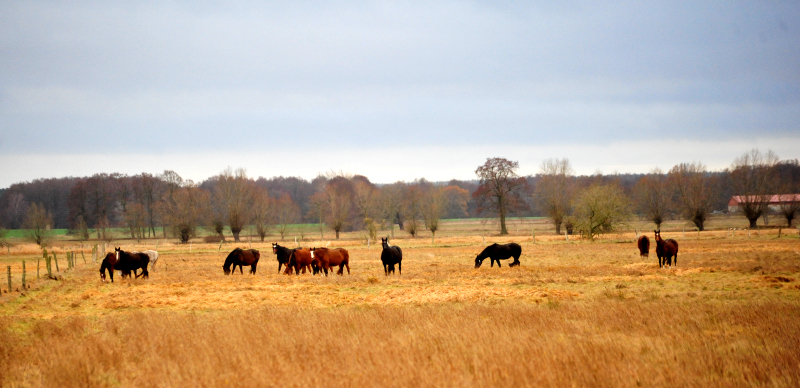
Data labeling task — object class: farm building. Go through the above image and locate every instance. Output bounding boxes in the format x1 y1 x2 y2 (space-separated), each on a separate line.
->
728 194 800 213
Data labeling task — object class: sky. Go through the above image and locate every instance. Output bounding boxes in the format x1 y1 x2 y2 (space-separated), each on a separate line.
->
1 1 799 187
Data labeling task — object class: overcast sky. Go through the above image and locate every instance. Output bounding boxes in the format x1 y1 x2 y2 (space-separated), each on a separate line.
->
1 1 798 187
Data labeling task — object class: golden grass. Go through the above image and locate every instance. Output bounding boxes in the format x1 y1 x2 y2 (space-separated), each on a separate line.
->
1 229 800 387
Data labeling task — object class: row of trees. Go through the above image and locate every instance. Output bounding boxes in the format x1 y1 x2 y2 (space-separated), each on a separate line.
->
2 149 798 245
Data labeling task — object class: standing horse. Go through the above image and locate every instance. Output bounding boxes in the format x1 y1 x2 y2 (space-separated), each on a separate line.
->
637 235 650 258
114 247 150 279
134 250 160 271
223 248 260 275
284 248 318 275
474 243 521 268
380 237 403 275
310 247 350 276
654 230 679 268
272 243 295 273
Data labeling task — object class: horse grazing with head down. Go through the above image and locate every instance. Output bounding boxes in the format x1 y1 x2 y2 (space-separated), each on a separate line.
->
223 248 260 275
99 252 119 282
284 248 319 275
637 235 650 258
114 247 150 279
474 243 521 268
380 237 402 275
272 243 295 273
310 247 350 276
654 230 679 268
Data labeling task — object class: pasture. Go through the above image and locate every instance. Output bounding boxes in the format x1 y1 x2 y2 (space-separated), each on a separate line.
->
1 222 799 387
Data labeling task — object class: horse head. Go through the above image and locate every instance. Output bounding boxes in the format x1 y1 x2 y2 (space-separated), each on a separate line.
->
272 243 278 254
115 246 122 261
381 237 389 248
474 255 484 268
310 247 316 259
654 230 663 242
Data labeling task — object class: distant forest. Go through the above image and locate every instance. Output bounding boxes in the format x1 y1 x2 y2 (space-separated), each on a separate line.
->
1 155 798 240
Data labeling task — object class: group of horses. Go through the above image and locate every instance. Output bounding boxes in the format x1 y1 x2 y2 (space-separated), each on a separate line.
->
99 231 676 283
99 247 159 282
637 230 679 268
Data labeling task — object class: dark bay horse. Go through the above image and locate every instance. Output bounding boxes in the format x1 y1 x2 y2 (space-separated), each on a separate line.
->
114 247 150 279
474 243 521 268
223 248 260 275
99 252 119 282
310 247 350 276
380 237 402 275
637 235 650 258
654 230 679 268
272 243 295 273
284 248 318 275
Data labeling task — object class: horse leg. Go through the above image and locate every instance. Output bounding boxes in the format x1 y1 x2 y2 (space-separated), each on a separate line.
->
674 254 677 266
278 262 282 273
398 261 401 275
384 263 388 276
345 262 350 275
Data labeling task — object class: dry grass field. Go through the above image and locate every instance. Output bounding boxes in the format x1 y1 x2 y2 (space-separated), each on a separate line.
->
1 219 799 387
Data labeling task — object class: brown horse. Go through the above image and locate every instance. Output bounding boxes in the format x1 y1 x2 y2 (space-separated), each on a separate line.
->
99 252 118 282
310 247 350 276
637 235 650 257
114 247 150 279
654 230 679 268
223 248 260 275
284 248 318 275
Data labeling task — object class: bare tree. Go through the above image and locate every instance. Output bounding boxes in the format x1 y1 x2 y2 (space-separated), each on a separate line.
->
274 194 299 241
159 184 209 243
402 183 424 238
252 188 273 241
353 177 381 241
379 182 406 237
124 203 147 240
535 158 575 234
668 162 716 231
473 157 527 235
573 184 630 241
314 176 354 239
421 185 446 243
213 168 254 242
730 149 779 228
634 168 670 229
23 203 53 247
442 185 470 219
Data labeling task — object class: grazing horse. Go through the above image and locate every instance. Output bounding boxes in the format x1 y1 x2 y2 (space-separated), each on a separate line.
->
99 252 119 282
310 247 350 276
272 243 295 273
654 230 679 268
114 247 150 279
223 248 260 275
380 237 403 275
284 248 318 275
637 235 650 258
474 243 521 268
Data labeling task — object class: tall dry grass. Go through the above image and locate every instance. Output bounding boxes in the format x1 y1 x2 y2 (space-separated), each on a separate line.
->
2 301 799 387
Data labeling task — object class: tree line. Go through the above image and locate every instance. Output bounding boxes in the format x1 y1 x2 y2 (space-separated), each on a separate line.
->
1 149 798 245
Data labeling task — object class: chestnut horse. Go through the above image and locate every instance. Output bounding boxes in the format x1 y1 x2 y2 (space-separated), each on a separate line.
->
114 247 150 279
99 252 118 282
380 237 402 275
654 230 679 268
310 247 350 276
637 235 650 258
272 243 294 273
474 243 521 268
223 248 260 275
284 248 318 275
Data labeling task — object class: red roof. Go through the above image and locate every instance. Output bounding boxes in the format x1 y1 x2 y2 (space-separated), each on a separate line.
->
728 194 800 206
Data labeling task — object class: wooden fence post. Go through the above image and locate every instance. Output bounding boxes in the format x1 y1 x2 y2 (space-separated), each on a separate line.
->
54 252 59 272
22 260 26 289
6 266 10 292
81 250 86 264
37 258 40 279
218 240 223 252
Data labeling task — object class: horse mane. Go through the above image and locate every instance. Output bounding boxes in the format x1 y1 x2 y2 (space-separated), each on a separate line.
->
223 248 243 269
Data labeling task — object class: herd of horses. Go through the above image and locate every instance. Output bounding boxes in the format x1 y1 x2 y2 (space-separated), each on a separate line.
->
99 231 680 282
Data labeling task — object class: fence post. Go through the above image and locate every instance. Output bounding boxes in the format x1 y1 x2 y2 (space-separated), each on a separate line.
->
6 266 10 292
22 260 26 289
532 229 535 243
218 240 223 252
81 250 86 264
54 252 59 272
565 230 569 242
37 258 40 279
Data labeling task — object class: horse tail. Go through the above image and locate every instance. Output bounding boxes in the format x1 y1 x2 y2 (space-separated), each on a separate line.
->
252 249 260 262
340 248 349 264
511 243 522 259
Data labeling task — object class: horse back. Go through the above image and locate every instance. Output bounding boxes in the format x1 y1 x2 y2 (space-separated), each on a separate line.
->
638 236 650 253
665 239 679 254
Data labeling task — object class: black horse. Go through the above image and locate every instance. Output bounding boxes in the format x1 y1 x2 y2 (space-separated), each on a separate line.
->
272 243 295 273
380 237 403 275
474 243 521 268
114 247 150 279
223 248 260 275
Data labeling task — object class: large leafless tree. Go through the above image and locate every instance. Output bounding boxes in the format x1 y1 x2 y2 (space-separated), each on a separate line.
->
421 185 446 243
535 158 575 234
730 149 779 228
159 184 209 243
473 157 526 235
668 162 716 231
634 168 671 229
23 202 53 247
213 168 254 242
